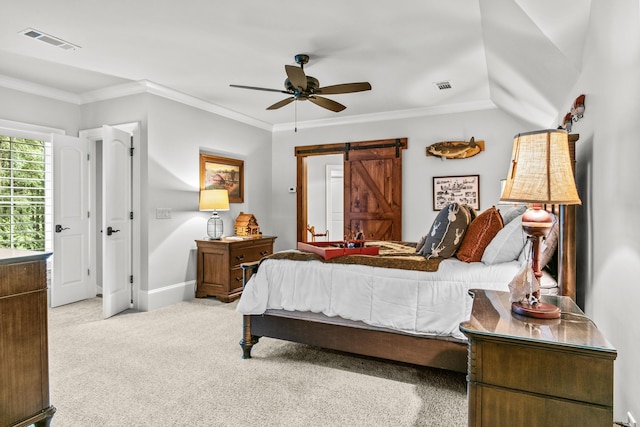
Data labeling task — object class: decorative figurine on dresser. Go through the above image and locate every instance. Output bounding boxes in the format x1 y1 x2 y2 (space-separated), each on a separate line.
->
234 212 261 236
0 249 55 427
195 235 276 302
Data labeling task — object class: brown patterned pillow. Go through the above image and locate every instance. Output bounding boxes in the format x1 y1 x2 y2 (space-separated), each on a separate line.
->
456 206 504 263
418 203 472 259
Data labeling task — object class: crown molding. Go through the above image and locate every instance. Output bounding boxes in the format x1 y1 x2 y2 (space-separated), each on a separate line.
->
0 74 497 132
272 100 498 132
0 74 81 104
138 81 273 131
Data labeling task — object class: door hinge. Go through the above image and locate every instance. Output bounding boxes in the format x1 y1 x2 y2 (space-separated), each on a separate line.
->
129 147 134 156
130 211 134 220
88 269 90 276
88 211 90 218
87 153 90 161
129 275 133 284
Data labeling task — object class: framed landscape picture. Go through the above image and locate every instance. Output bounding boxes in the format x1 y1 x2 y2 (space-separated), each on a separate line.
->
433 175 480 211
199 154 244 203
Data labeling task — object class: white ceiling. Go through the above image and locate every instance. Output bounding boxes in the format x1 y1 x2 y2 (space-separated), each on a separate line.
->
0 0 591 130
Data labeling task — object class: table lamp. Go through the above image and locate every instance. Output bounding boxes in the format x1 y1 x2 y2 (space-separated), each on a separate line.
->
500 129 581 319
199 189 230 239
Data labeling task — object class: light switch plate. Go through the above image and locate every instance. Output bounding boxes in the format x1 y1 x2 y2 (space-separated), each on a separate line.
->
156 208 172 219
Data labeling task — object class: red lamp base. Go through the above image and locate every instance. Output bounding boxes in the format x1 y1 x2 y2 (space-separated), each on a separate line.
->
512 301 561 319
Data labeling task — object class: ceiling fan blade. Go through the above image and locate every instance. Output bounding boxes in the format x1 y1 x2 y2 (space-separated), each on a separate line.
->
285 65 307 90
230 84 290 94
267 97 295 110
316 82 372 95
308 96 346 112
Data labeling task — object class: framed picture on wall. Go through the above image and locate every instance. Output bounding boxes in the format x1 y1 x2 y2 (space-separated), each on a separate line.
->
433 175 480 211
200 154 244 203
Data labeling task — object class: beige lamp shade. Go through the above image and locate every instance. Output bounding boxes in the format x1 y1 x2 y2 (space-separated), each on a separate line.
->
199 189 230 211
500 129 581 205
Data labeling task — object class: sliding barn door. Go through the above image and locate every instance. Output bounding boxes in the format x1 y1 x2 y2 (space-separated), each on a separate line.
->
344 140 404 241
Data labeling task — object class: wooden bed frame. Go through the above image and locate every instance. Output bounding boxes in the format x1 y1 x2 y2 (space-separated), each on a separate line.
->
240 136 579 373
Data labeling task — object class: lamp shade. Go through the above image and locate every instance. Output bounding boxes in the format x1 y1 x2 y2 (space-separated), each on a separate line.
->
500 129 581 205
199 189 230 211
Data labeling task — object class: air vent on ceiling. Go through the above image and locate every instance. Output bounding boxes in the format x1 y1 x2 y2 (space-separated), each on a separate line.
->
435 81 452 90
20 28 81 51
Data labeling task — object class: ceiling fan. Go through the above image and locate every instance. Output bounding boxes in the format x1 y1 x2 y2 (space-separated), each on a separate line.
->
230 54 372 112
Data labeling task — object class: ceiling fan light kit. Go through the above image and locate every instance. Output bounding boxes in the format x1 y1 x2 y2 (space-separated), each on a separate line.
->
230 54 371 114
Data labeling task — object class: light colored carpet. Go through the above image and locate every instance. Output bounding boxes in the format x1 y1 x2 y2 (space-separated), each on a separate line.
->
47 297 467 426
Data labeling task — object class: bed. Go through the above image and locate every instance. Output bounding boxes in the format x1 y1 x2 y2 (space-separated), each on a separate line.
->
236 201 577 373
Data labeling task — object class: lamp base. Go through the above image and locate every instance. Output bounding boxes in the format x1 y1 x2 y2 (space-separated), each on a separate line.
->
512 301 561 319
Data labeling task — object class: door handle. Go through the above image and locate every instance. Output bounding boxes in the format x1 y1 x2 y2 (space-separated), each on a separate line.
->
55 224 70 233
106 226 120 236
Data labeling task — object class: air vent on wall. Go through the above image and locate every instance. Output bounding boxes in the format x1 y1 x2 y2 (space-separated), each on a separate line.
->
20 28 81 51
435 81 452 90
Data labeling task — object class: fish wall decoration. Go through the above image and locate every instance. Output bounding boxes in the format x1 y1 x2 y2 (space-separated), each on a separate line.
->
425 137 485 160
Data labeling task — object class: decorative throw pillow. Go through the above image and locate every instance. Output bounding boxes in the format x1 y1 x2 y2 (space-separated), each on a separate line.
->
462 204 478 222
418 203 472 259
415 234 427 254
481 213 527 264
456 206 504 263
500 205 527 225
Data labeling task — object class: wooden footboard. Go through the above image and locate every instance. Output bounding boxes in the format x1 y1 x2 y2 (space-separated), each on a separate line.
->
240 313 468 373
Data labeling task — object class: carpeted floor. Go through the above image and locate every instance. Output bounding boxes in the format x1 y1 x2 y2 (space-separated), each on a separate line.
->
47 297 467 426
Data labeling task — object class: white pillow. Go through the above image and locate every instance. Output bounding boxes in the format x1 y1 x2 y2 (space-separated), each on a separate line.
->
481 213 527 264
499 205 527 225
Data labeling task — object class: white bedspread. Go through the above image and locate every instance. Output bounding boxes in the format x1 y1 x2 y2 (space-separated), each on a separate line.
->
237 256 530 340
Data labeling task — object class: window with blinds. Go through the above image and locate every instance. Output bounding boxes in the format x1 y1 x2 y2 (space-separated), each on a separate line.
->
0 135 50 250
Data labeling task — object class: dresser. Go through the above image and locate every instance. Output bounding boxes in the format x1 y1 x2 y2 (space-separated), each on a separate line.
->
0 249 55 427
459 289 616 427
195 236 276 302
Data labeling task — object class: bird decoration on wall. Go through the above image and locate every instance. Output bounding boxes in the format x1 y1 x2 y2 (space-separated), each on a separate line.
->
425 137 485 160
559 94 586 133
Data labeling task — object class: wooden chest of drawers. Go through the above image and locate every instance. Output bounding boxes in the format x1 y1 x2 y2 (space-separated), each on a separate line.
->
195 236 276 302
0 249 55 427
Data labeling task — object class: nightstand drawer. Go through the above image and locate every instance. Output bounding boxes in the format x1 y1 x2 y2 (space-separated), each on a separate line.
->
229 245 273 267
476 340 614 406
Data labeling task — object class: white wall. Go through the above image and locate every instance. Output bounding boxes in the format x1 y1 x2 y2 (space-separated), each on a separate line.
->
271 107 528 251
81 92 273 310
558 0 640 420
0 86 80 134
145 95 272 303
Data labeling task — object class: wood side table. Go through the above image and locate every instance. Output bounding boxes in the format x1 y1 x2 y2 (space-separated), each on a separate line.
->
195 236 276 302
459 289 617 427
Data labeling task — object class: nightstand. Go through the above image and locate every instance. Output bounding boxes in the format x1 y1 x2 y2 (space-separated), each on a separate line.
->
459 289 617 427
195 236 276 302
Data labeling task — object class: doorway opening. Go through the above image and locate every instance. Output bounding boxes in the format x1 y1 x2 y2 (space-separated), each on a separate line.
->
295 138 407 243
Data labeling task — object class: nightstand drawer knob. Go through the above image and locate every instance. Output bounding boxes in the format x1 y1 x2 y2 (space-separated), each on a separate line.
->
260 251 269 257
236 255 245 261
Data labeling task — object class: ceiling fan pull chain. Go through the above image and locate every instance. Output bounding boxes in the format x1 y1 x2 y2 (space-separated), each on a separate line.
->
295 100 298 133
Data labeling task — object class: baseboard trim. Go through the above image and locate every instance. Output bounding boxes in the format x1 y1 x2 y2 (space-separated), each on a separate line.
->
138 280 196 311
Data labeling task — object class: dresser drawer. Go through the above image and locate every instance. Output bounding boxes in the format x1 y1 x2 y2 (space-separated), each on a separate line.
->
229 244 273 267
0 261 45 298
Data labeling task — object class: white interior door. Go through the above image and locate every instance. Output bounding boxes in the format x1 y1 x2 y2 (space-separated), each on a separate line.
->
326 165 344 241
102 125 132 318
51 134 92 307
